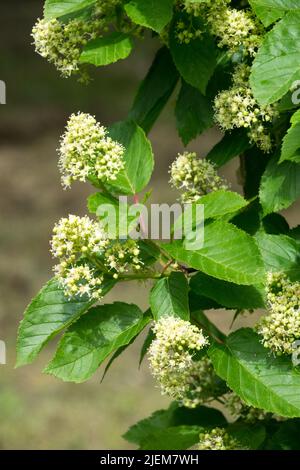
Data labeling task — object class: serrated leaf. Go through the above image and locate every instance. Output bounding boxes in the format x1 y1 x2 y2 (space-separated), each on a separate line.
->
255 232 300 281
175 81 213 146
44 0 96 18
259 156 300 215
45 302 150 382
250 12 300 105
280 109 300 162
129 47 179 134
169 14 217 94
165 220 265 285
249 0 300 27
206 130 251 168
124 0 174 33
80 32 133 66
190 272 265 309
16 278 114 367
107 120 154 195
150 272 190 321
173 190 249 236
209 328 300 418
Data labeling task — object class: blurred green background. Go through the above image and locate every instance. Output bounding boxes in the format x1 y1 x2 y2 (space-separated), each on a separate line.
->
1 0 299 450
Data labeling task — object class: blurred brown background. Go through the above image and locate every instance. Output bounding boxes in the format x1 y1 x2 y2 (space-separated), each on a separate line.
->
0 0 298 450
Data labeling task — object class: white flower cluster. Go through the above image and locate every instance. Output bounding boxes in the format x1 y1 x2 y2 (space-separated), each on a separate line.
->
182 0 262 56
170 151 228 203
104 240 142 279
32 18 98 78
51 214 108 299
214 64 278 153
58 113 124 188
198 428 241 451
32 1 121 78
148 316 209 408
256 273 300 355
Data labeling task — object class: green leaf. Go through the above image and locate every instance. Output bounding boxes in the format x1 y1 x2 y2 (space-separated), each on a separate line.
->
107 120 154 195
255 232 300 281
129 47 179 134
173 190 249 236
150 272 190 321
125 0 174 33
249 0 300 27
169 14 217 94
259 156 300 215
191 310 226 342
209 328 300 418
87 192 139 238
206 130 251 168
124 402 227 447
175 81 213 146
267 420 300 450
16 278 114 367
280 109 300 162
139 327 154 367
139 425 202 450
44 302 150 382
165 221 265 285
190 273 265 309
228 422 266 450
250 12 300 105
80 32 133 66
44 0 96 18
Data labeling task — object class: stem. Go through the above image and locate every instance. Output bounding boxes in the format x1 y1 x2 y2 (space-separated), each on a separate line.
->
118 272 164 281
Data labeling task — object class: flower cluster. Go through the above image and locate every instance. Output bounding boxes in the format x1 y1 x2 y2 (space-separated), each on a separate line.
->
256 273 300 355
176 19 202 44
214 64 278 152
148 316 209 408
104 240 142 279
181 0 263 56
32 1 121 78
58 113 124 188
206 5 263 56
198 428 242 451
50 215 108 299
170 152 228 203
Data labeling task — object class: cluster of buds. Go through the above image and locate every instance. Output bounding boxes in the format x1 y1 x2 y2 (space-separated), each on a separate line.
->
32 1 121 78
148 316 209 408
214 64 278 152
50 215 108 299
256 273 300 355
58 113 124 188
176 19 202 44
170 151 228 203
198 428 242 451
104 240 143 279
